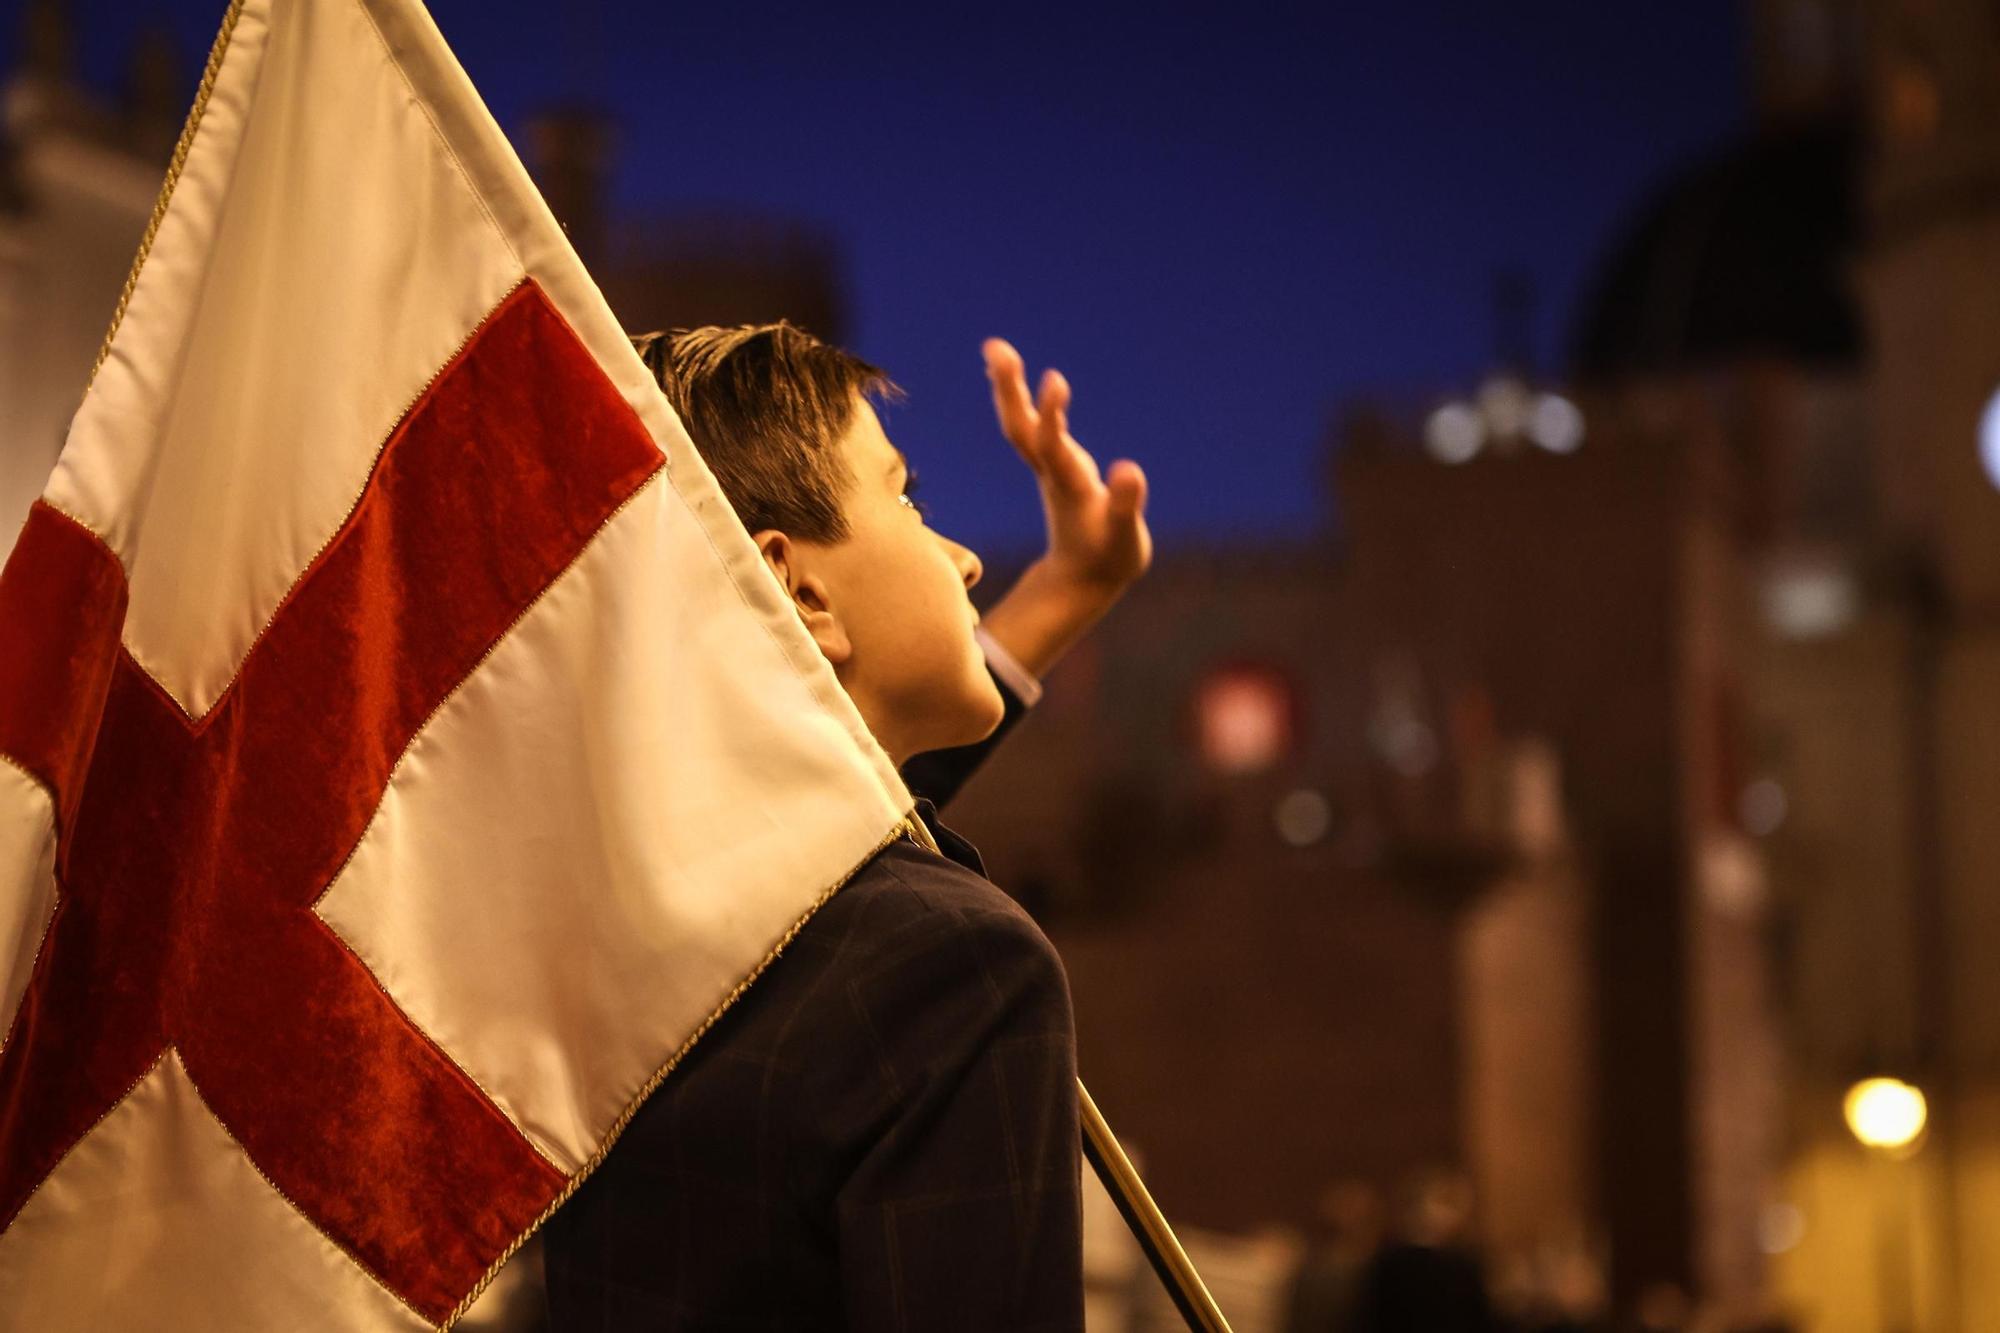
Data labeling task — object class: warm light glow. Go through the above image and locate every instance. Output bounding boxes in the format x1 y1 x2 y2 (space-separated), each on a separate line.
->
1758 1201 1805 1255
1196 668 1296 775
1424 402 1483 464
1844 1077 1928 1152
1759 558 1859 640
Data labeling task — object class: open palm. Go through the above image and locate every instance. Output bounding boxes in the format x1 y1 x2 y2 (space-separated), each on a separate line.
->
983 338 1151 594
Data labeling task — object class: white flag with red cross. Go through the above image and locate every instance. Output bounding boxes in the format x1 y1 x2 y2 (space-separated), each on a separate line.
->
0 1 914 1326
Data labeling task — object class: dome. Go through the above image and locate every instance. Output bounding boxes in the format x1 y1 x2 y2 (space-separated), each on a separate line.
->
1570 120 1862 382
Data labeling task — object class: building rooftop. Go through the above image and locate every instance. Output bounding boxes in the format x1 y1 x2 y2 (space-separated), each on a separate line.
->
1570 119 1863 381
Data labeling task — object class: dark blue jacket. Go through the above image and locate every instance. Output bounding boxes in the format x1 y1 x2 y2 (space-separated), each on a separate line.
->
543 678 1082 1330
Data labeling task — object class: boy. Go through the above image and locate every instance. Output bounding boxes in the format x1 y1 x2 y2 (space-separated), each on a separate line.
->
540 324 1151 1329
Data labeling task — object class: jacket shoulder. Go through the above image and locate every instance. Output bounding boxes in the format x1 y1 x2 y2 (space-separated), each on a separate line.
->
820 836 1063 982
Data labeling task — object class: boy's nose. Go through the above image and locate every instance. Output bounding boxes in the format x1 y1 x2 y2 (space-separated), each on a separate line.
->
939 534 983 591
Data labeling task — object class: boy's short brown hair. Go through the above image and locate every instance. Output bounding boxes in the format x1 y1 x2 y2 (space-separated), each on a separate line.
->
632 322 900 543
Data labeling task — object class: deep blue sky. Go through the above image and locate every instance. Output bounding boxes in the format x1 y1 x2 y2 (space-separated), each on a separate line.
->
10 1 1746 552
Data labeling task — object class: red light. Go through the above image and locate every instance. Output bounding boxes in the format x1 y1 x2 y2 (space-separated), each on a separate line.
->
1195 666 1296 774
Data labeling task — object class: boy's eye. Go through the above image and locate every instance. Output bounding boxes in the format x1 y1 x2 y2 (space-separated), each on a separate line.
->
899 468 930 519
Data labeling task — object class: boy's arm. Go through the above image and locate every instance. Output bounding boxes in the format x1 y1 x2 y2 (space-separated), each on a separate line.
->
899 341 1150 807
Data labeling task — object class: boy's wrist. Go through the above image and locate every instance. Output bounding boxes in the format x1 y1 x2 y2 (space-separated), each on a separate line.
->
981 557 1129 680
1030 555 1128 623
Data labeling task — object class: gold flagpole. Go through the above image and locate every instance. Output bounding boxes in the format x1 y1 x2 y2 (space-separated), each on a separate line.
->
1078 1079 1233 1332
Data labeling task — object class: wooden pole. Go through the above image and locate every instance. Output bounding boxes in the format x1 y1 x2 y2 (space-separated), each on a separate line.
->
1077 1079 1232 1332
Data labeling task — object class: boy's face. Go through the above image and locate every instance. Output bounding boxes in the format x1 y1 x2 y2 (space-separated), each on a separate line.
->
770 397 1003 767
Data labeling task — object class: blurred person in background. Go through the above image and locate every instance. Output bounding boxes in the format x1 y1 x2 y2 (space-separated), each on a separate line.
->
1284 1179 1386 1333
1349 1165 1499 1333
1488 1231 1610 1333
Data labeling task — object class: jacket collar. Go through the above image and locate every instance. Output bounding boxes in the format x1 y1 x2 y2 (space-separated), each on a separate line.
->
911 799 986 878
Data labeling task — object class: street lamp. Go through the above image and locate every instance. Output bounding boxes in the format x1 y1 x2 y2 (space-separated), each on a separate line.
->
1845 1075 1926 1333
1421 377 1584 465
1844 1076 1928 1156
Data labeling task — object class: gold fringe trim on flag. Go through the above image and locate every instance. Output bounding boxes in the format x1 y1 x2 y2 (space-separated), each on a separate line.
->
442 810 934 1329
87 0 248 390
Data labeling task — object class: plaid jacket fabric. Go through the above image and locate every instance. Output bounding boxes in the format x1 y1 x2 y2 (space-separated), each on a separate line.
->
542 797 1084 1331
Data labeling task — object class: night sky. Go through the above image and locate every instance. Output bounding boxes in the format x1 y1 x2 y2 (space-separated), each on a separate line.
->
10 0 1747 553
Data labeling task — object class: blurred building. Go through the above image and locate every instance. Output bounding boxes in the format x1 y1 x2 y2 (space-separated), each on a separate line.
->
1574 2 2000 1329
1764 1 2000 1330
956 3 2000 1331
953 382 1698 1326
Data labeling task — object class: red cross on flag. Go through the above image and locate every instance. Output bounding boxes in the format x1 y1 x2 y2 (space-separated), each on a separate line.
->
0 0 915 1326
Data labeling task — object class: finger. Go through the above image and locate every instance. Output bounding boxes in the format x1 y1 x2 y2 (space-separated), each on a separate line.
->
982 339 1038 454
1035 366 1071 429
1106 458 1149 521
1106 460 1152 575
1035 368 1076 460
1036 369 1100 496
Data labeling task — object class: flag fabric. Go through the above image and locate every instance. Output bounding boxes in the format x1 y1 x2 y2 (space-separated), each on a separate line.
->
0 0 915 1326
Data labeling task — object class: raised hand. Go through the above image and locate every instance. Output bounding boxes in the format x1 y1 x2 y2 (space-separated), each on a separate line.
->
976 338 1152 679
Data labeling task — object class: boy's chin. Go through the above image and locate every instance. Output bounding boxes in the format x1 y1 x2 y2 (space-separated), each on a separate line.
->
927 675 1007 753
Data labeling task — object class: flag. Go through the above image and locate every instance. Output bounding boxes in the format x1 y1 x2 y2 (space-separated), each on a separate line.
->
0 1 914 1326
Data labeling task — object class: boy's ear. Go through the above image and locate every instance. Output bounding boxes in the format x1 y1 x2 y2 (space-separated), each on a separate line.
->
753 529 852 667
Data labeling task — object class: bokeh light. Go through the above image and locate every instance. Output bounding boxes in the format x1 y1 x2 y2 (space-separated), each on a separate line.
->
1528 392 1585 453
1273 789 1333 846
1424 402 1485 465
1196 667 1296 775
1981 385 2000 491
1844 1077 1928 1152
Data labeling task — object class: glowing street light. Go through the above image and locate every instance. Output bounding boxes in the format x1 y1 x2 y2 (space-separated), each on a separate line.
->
1846 1076 1928 1333
1844 1077 1928 1154
1422 381 1584 465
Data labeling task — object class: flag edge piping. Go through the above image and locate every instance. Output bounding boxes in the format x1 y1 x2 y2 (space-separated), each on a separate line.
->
439 813 926 1330
85 0 249 392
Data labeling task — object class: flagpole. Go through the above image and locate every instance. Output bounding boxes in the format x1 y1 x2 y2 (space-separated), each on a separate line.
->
1078 1079 1233 1332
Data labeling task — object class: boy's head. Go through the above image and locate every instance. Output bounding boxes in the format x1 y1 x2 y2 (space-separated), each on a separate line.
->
636 322 1004 766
